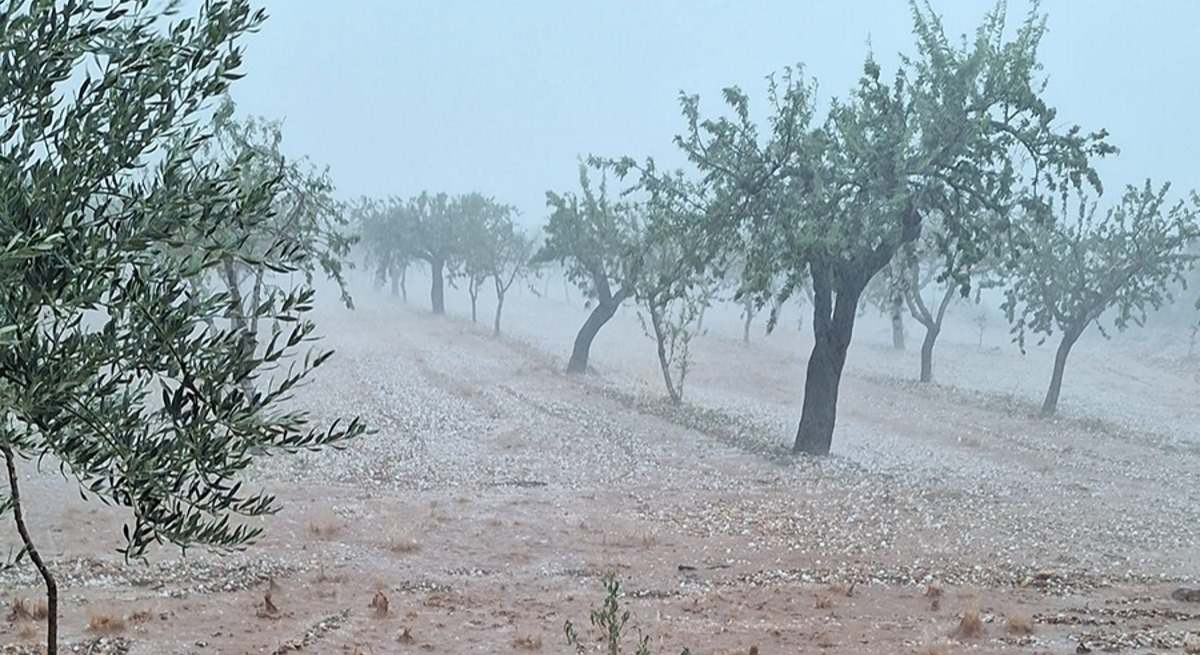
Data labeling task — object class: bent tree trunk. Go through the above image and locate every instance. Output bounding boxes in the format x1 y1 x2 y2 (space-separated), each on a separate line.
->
648 302 682 404
567 293 625 374
794 265 866 456
429 257 445 315
4 447 58 655
1041 325 1083 416
919 327 938 383
493 292 505 336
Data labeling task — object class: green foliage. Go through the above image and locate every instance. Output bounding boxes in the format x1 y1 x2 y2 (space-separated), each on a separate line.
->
187 97 358 317
537 162 645 307
564 575 690 655
1002 182 1200 350
0 0 365 567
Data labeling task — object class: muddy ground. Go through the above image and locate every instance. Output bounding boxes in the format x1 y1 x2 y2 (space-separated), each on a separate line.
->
2 277 1198 654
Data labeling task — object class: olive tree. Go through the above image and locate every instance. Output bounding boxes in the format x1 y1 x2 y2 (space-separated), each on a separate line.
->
1003 183 1200 415
0 2 366 653
536 163 645 373
356 196 415 301
673 4 1112 455
190 97 357 354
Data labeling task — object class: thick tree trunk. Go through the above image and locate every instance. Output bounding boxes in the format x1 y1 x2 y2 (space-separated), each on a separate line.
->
493 292 505 336
890 294 905 351
919 326 938 383
4 447 58 655
430 258 445 315
567 296 623 374
1041 328 1082 416
794 266 864 456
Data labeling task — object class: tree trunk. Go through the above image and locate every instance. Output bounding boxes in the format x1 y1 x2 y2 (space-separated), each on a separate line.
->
1041 328 1082 416
649 302 681 404
695 302 707 334
890 294 905 351
567 296 623 374
468 283 478 323
221 258 257 397
400 266 408 303
919 326 938 383
493 292 505 336
430 257 445 315
390 270 399 297
794 266 863 456
742 297 754 345
4 447 58 655
248 267 264 335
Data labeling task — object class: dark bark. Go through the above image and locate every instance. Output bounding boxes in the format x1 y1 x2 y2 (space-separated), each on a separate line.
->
793 263 867 456
1041 325 1083 416
907 283 956 383
493 292 505 336
567 291 626 374
429 257 445 314
919 328 938 383
4 447 57 655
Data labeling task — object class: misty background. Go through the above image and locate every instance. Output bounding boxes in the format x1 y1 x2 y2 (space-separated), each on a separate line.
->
227 1 1199 225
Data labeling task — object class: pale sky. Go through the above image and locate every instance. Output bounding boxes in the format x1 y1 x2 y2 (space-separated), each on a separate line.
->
227 2 1199 224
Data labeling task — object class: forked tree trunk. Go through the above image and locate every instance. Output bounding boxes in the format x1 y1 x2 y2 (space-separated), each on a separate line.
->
567 294 625 374
794 266 865 456
648 302 682 404
1041 326 1083 416
4 447 58 655
429 257 445 315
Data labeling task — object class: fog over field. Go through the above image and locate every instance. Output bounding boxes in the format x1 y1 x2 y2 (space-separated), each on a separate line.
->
1 2 1198 655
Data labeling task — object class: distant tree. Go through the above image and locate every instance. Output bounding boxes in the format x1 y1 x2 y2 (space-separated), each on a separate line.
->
0 3 365 654
357 196 414 301
673 5 1112 455
457 195 516 324
488 222 536 336
865 259 910 351
536 164 645 373
408 192 460 315
189 98 357 360
1003 183 1200 415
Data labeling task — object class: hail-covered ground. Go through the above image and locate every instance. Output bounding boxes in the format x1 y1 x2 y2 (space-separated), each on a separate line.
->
2 273 1198 654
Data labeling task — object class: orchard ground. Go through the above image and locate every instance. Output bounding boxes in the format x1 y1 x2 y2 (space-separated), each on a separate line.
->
2 272 1198 654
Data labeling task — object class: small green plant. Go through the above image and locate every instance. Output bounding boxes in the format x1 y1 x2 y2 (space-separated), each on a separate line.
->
564 575 690 655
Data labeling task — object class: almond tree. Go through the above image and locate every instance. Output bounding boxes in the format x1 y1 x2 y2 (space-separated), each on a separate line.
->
0 2 364 653
1003 183 1200 415
536 163 645 373
673 4 1112 455
488 221 535 336
356 196 415 301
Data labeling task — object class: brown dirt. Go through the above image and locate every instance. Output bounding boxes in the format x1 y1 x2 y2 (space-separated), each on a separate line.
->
1 282 1197 654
